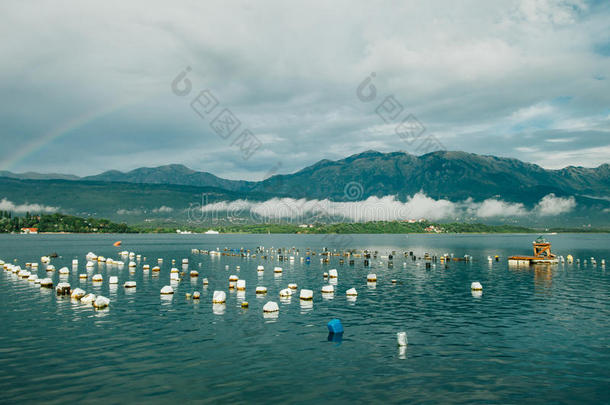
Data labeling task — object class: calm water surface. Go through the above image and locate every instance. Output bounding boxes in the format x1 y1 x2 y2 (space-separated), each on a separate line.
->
1 233 609 404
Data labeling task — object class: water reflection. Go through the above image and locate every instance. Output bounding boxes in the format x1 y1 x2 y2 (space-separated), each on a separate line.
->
398 346 407 359
212 303 226 315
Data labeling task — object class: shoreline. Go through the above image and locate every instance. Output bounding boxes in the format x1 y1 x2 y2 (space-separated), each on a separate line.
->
3 230 609 235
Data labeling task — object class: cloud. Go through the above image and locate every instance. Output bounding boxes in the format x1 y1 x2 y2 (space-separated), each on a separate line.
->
116 208 142 215
0 1 608 178
191 192 573 222
0 198 58 213
152 206 174 213
535 193 576 215
472 199 528 217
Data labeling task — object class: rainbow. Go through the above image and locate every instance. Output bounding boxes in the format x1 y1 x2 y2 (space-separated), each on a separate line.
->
2 97 143 171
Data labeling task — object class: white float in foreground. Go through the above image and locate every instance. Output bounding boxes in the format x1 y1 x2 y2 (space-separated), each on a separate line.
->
256 286 267 294
81 293 96 304
160 285 174 295
367 273 377 282
93 296 110 309
71 288 86 299
212 290 226 303
300 289 313 300
56 282 71 295
92 274 103 282
124 281 136 288
236 279 246 290
321 285 334 293
471 282 483 291
328 269 338 278
109 276 118 284
274 267 283 273
39 278 53 288
279 288 292 297
346 288 357 296
397 332 408 346
263 301 279 312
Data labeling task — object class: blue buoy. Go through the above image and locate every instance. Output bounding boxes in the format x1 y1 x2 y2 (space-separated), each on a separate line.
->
327 318 344 334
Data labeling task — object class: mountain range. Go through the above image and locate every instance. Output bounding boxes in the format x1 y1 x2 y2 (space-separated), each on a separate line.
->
1 150 608 226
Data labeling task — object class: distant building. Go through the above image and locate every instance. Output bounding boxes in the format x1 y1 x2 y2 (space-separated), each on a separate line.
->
20 227 38 234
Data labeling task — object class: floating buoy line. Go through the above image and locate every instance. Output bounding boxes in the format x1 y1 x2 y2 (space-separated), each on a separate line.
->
1 246 604 322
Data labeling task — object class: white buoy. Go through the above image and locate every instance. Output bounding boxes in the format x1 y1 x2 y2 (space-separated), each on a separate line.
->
190 270 198 277
212 290 226 303
124 281 136 288
27 274 38 282
128 261 136 268
193 291 201 299
92 274 103 282
58 267 69 275
152 266 160 272
160 285 174 295
279 288 292 297
274 266 283 273
72 259 78 266
257 265 264 271
367 273 377 282
346 288 357 296
236 279 246 290
81 293 96 304
79 273 88 279
39 278 53 288
56 282 71 295
202 278 209 285
182 258 188 265
229 274 239 281
328 269 338 278
18 269 30 278
256 286 268 294
170 272 180 281
170 267 179 274
397 332 408 346
93 296 110 309
263 301 279 312
300 289 313 300
109 276 118 284
471 281 483 291
288 283 298 290
321 285 334 293
71 288 86 299
46 265 55 272
143 264 150 270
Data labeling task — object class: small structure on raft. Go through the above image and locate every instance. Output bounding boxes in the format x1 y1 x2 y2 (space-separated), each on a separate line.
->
508 236 558 265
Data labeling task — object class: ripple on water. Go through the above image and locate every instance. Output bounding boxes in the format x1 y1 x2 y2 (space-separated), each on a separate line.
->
0 233 609 403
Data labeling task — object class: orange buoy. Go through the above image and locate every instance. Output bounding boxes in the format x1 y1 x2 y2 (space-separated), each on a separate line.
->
113 241 122 247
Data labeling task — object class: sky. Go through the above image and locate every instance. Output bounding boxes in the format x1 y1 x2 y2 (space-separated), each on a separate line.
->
1 0 609 180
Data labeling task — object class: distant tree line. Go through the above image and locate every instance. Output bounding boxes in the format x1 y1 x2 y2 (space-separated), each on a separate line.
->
0 211 137 233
